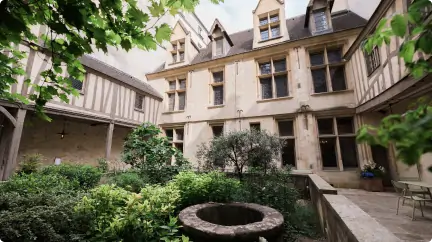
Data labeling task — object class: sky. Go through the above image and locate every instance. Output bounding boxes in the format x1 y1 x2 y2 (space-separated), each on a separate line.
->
195 0 309 34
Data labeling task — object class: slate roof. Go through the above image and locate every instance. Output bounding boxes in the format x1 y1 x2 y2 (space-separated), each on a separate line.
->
150 10 367 74
80 55 163 100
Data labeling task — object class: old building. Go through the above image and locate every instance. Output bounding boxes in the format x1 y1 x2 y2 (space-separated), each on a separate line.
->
146 0 432 187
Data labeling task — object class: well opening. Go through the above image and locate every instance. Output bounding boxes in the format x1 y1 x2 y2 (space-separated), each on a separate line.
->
196 204 264 226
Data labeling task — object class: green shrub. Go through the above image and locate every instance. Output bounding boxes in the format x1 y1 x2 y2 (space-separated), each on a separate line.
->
108 171 148 193
97 157 109 173
75 184 186 241
41 164 102 189
171 171 241 209
17 154 43 174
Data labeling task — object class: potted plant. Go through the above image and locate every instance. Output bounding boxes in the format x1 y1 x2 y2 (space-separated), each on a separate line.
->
360 160 386 192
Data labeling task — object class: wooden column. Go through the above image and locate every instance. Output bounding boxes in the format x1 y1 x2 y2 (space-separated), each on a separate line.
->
3 109 26 180
105 122 114 160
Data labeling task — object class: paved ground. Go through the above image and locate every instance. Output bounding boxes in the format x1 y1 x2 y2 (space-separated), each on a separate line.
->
339 189 432 242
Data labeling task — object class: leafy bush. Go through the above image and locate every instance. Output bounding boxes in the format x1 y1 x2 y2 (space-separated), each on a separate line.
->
122 123 190 184
97 157 109 173
171 171 241 209
41 164 102 189
17 153 43 174
75 184 187 241
108 171 149 193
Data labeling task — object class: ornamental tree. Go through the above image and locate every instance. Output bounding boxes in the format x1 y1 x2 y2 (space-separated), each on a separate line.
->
0 0 223 120
358 0 432 172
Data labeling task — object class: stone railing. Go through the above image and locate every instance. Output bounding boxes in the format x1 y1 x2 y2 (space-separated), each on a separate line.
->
307 174 401 242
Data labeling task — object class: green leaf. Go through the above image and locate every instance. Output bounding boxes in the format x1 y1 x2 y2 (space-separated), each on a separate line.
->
376 18 388 32
155 24 171 43
391 15 407 37
400 40 415 63
137 33 157 50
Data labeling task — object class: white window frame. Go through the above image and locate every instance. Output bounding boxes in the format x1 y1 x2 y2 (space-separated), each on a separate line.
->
258 10 281 41
257 56 290 100
209 67 225 106
170 39 185 63
166 76 187 112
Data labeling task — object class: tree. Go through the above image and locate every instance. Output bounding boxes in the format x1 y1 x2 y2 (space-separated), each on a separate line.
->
0 0 223 120
122 122 190 184
358 0 432 172
196 130 285 180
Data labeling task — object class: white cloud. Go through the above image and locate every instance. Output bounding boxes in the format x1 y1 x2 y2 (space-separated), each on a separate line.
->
195 0 309 34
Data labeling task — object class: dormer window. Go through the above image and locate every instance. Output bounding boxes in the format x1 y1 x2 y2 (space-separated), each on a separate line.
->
215 38 223 56
313 9 329 32
208 19 233 58
171 39 185 63
258 11 281 41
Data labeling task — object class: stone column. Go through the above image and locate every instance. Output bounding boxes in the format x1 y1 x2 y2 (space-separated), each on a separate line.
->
3 109 27 180
105 122 115 160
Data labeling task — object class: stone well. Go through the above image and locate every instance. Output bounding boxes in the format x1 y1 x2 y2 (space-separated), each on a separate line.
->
179 203 284 242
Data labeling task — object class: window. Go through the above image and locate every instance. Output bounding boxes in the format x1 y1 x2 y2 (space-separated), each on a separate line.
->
198 26 202 34
250 123 261 131
171 39 185 63
309 47 346 93
258 12 280 41
258 57 289 99
134 93 145 110
215 38 223 56
166 77 186 111
211 71 224 105
278 120 296 167
317 117 358 169
364 46 381 76
69 77 83 91
165 128 184 164
211 124 224 137
313 9 329 33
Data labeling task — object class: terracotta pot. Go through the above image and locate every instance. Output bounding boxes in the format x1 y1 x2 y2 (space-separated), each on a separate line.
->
360 178 383 192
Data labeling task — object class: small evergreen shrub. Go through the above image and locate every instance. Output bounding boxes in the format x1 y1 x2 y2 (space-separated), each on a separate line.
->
108 171 148 193
41 164 102 189
17 154 43 174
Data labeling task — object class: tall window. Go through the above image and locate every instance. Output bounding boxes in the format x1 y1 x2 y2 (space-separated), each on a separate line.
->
165 128 184 164
258 12 280 41
313 9 329 33
364 46 380 76
250 122 261 131
317 117 358 169
166 77 186 111
211 70 224 105
309 47 346 93
211 124 224 137
134 93 145 110
215 38 224 56
277 120 296 167
258 57 289 99
69 77 83 91
171 39 185 63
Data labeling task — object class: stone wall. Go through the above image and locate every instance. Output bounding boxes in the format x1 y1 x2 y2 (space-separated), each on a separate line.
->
308 174 401 242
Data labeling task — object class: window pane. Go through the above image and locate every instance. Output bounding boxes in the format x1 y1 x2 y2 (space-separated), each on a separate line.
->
175 143 184 153
309 52 324 66
213 86 224 105
213 71 224 83
165 129 173 140
180 42 185 49
179 52 184 61
250 123 261 131
320 138 338 168
259 62 271 75
70 77 83 91
275 75 288 97
273 59 286 72
312 69 327 93
172 54 177 62
260 29 269 40
327 48 342 63
212 125 224 137
330 66 346 91
282 139 296 167
313 10 328 32
270 14 279 22
271 25 280 37
340 137 358 168
317 118 334 135
337 117 354 134
176 129 184 141
259 17 268 26
216 38 223 56
278 120 293 136
135 94 143 109
178 92 185 110
260 78 273 99
169 81 176 90
179 79 186 89
168 93 175 111
173 43 177 50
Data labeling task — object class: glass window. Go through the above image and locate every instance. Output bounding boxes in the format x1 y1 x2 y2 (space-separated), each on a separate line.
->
313 10 328 32
271 25 280 37
135 94 144 110
320 138 338 168
273 59 286 72
216 38 223 56
260 78 273 99
250 123 261 131
169 81 176 90
212 125 224 137
165 129 174 140
213 72 224 83
172 53 177 62
179 52 184 61
259 62 271 75
339 137 358 168
312 69 327 93
168 93 175 111
275 75 288 97
260 29 269 41
213 86 224 105
327 48 342 63
309 47 346 93
176 129 184 141
270 14 279 23
282 139 296 167
70 77 83 91
259 17 268 26
178 79 186 89
336 117 354 134
178 92 186 111
317 118 334 135
309 52 324 66
278 120 293 137
330 66 346 91
175 143 184 153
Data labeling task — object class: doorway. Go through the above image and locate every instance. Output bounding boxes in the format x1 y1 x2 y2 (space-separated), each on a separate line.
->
371 145 392 187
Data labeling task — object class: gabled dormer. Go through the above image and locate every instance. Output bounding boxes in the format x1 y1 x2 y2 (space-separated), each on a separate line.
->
208 19 233 58
304 0 335 35
165 20 200 69
252 0 289 49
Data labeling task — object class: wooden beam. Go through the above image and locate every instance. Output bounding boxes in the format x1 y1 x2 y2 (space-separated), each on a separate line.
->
2 109 26 180
105 122 115 160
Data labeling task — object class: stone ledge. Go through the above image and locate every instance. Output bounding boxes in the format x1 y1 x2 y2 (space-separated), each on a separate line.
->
309 174 338 195
323 194 401 242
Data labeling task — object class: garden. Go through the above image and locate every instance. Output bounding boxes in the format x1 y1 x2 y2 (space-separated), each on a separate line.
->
0 123 321 242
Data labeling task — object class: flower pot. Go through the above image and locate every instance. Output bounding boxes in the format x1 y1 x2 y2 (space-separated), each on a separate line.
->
360 178 383 192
